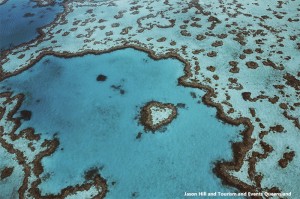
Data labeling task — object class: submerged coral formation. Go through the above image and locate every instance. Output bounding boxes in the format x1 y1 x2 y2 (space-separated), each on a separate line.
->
0 93 108 198
140 101 177 131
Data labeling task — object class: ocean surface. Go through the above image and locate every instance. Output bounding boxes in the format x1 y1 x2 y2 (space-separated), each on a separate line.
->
1 48 244 198
0 0 63 51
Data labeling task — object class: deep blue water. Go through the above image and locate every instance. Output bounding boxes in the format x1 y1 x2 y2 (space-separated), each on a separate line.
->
0 0 63 51
1 48 244 198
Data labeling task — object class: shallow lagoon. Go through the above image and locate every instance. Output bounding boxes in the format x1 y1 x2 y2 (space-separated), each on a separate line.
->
1 48 244 198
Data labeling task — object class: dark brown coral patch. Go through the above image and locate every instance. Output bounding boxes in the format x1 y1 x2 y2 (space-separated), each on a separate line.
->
243 49 253 54
20 110 32 121
180 30 191 37
84 167 99 181
196 34 206 41
18 54 25 59
211 40 223 47
20 127 41 141
0 167 14 180
242 92 252 101
284 73 300 90
278 151 295 168
246 61 258 69
96 74 107 82
157 37 166 42
262 59 284 70
279 103 288 110
207 51 217 57
206 66 216 72
270 124 284 133
229 61 240 73
170 41 176 46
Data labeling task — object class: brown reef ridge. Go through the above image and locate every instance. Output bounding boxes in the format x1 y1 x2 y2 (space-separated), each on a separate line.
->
0 92 108 199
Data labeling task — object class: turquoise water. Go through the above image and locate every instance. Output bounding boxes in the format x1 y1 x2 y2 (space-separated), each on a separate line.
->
0 0 63 51
1 48 244 198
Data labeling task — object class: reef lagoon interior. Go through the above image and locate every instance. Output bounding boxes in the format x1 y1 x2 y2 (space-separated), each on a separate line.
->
1 48 244 198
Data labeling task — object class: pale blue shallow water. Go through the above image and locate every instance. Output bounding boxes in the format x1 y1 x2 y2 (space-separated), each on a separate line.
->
0 0 63 51
1 48 244 198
